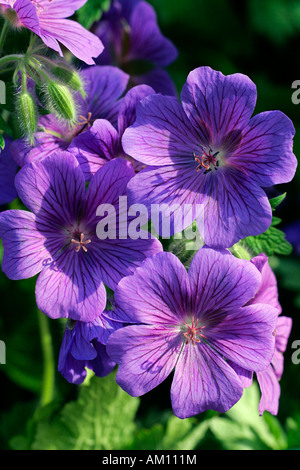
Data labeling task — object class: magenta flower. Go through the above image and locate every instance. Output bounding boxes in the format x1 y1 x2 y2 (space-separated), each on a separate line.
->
0 0 103 64
122 66 297 249
106 248 278 418
0 152 162 322
94 0 178 96
11 66 129 168
234 254 292 416
58 313 120 385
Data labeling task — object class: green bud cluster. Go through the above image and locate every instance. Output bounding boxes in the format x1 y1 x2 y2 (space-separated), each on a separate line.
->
16 90 38 145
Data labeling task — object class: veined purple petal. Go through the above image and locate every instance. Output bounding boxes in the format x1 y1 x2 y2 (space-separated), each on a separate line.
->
229 111 297 186
126 1 178 66
35 247 107 321
256 367 281 416
130 69 178 97
249 254 281 312
38 18 103 65
118 85 156 138
0 140 18 205
206 303 278 372
80 66 129 127
37 0 87 19
107 325 182 397
58 328 87 385
122 94 202 166
69 119 120 181
114 251 190 325
171 342 243 418
91 235 163 291
87 342 116 378
13 0 40 35
188 247 262 316
0 210 50 280
15 151 85 227
181 66 257 147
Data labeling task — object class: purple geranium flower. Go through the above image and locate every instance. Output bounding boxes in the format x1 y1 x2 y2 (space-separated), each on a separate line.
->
106 248 278 418
0 137 18 206
122 66 297 249
58 313 120 385
234 254 292 416
94 0 178 96
0 0 103 64
69 84 156 180
11 66 129 168
0 152 162 322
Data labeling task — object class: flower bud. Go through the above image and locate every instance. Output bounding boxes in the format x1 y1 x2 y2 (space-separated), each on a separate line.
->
16 91 38 145
45 81 77 123
50 62 86 98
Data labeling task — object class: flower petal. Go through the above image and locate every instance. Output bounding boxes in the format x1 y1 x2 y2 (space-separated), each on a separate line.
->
188 247 262 315
171 342 243 418
181 66 257 146
107 325 182 396
114 251 190 325
229 111 296 186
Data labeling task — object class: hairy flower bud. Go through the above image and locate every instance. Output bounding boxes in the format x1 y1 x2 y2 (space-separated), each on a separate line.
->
16 91 38 145
45 81 77 123
50 63 86 98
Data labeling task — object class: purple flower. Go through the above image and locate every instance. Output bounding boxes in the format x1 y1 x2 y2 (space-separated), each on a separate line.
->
122 66 297 249
0 137 18 206
106 248 278 418
58 313 120 385
0 152 162 322
284 220 300 255
0 0 103 64
69 84 156 180
233 254 292 416
11 66 129 168
94 0 178 96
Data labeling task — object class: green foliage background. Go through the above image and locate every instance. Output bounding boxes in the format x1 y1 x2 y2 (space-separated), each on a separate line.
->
1 0 300 451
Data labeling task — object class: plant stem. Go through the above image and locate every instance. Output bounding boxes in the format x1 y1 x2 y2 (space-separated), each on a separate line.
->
37 309 55 407
0 54 23 70
0 20 9 55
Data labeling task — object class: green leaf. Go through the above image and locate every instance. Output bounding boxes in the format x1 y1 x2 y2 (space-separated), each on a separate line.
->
31 373 140 450
209 383 288 450
77 0 111 30
242 218 292 257
0 134 4 152
269 193 286 211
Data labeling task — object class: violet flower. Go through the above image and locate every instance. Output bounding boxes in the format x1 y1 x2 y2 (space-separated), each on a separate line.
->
58 313 120 385
233 254 292 416
11 66 129 168
93 0 178 96
106 248 278 418
122 66 297 249
0 0 103 64
0 137 18 206
69 84 156 180
0 152 162 322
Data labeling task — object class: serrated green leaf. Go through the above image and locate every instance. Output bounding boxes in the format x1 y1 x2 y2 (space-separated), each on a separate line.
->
77 0 111 30
31 373 140 450
209 383 288 450
269 193 286 211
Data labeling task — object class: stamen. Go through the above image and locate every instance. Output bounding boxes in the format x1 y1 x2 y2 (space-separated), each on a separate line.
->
193 148 219 173
71 233 91 253
183 316 206 346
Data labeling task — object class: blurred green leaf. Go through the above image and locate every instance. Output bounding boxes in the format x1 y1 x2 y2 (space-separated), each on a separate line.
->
242 217 292 257
77 0 111 30
31 373 140 450
209 383 288 450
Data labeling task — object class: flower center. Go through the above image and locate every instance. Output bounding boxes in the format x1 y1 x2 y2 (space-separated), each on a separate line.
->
193 146 220 174
75 112 94 136
71 232 91 253
182 316 206 346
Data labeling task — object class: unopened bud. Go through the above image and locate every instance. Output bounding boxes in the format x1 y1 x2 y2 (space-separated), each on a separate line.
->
16 92 37 145
45 81 77 123
51 63 86 98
